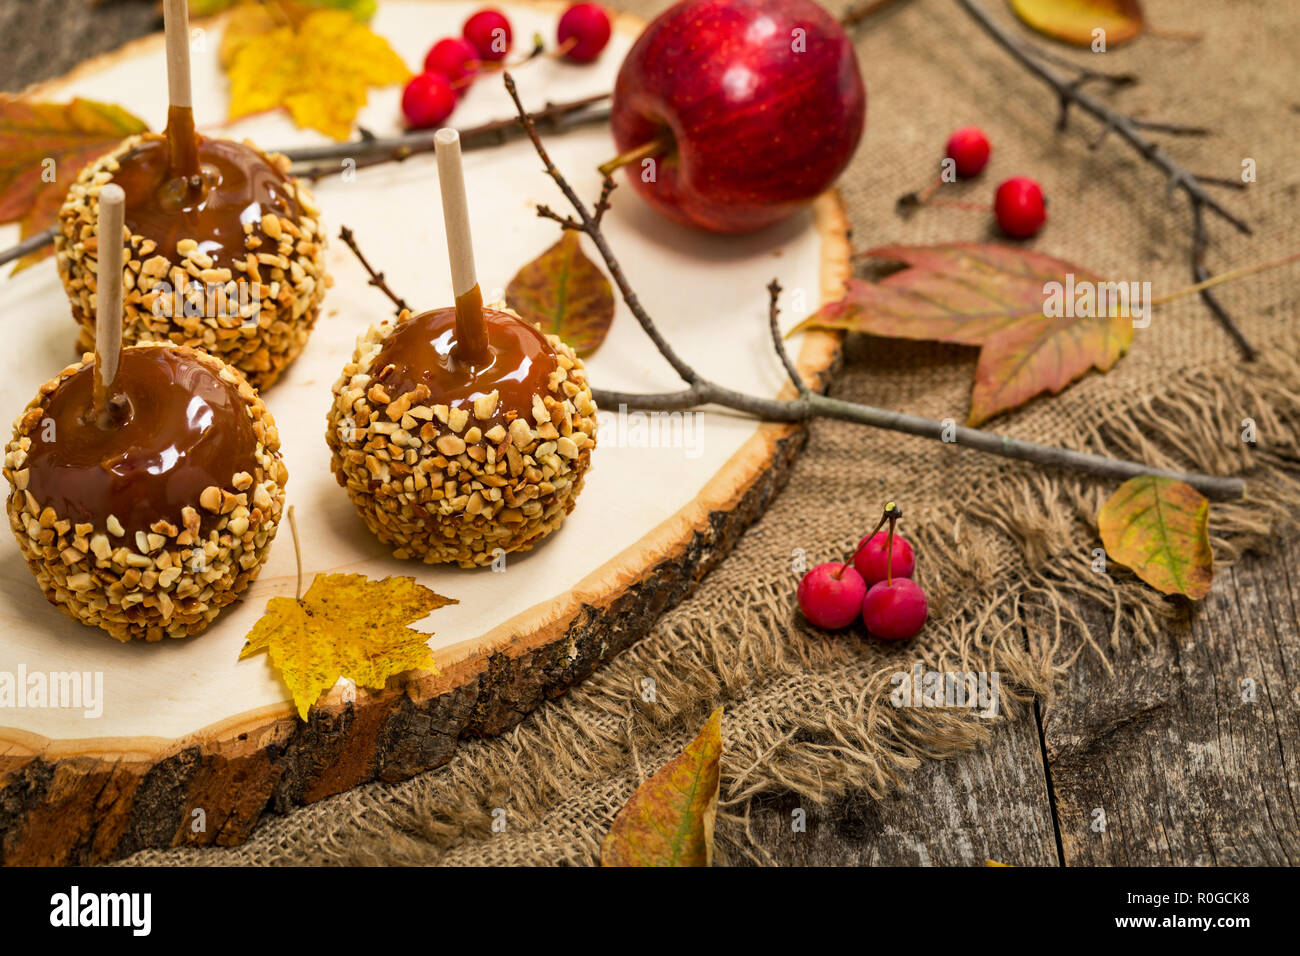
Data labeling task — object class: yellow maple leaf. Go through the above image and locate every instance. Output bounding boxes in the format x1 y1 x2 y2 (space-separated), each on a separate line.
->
223 5 410 141
240 573 455 720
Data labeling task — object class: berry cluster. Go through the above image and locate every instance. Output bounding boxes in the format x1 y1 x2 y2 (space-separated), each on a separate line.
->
941 126 1047 239
796 502 929 641
402 5 613 130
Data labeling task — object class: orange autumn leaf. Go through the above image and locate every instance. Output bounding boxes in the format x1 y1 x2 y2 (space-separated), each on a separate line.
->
1098 475 1213 599
602 706 722 867
1008 0 1144 48
796 243 1134 425
0 96 148 270
239 572 455 720
222 5 410 141
506 232 615 356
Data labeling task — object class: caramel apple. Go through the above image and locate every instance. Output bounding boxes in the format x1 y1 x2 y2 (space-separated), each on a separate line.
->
52 0 328 391
326 130 596 567
4 187 287 642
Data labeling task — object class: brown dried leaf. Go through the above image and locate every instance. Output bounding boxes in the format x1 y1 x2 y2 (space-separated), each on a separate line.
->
1008 0 1144 48
506 232 615 356
1098 475 1212 599
601 706 722 867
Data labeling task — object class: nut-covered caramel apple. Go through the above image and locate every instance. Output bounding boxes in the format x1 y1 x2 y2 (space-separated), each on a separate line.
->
327 302 596 567
52 0 328 391
4 187 286 642
326 129 596 567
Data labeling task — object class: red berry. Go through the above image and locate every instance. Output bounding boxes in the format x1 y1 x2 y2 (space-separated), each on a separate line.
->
797 563 867 630
994 176 1047 238
862 578 929 641
853 531 916 585
463 8 512 62
557 3 612 63
424 37 479 85
945 126 990 179
402 72 457 130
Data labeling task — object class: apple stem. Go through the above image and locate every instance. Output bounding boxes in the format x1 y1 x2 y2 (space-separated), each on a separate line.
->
885 518 896 587
597 132 674 178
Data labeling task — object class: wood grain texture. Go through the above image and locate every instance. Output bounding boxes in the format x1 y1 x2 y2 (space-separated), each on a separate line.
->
1042 538 1300 866
739 707 1060 866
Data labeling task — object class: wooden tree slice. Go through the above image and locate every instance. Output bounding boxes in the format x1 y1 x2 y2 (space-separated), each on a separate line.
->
0 0 849 863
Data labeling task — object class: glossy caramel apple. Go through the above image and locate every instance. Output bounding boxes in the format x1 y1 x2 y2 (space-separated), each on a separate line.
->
53 108 329 391
4 343 287 642
326 303 597 567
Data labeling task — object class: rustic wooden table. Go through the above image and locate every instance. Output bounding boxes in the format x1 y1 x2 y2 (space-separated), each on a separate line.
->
5 0 1295 867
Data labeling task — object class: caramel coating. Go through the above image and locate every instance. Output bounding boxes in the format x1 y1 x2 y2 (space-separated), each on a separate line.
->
54 133 330 391
327 308 598 567
3 344 288 642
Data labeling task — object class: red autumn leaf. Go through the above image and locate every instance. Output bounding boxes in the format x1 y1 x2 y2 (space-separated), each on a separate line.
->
796 243 1136 425
0 96 149 270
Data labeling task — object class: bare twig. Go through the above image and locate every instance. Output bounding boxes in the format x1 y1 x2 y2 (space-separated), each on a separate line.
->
504 72 702 387
767 279 808 397
337 225 410 316
952 0 1256 359
287 94 611 180
490 73 1245 500
0 227 56 269
1191 203 1256 360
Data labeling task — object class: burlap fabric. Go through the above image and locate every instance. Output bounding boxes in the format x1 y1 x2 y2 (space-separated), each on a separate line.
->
126 0 1300 865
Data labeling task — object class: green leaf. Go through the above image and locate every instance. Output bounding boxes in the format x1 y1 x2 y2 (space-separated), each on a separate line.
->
506 232 615 356
601 706 722 867
1098 475 1213 599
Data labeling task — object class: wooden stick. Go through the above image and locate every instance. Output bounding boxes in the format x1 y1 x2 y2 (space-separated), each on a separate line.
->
162 0 200 182
434 128 489 364
93 185 126 427
163 0 192 110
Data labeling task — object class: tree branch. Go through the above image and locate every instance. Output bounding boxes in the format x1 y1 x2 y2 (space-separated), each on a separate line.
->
493 73 1245 501
951 0 1256 359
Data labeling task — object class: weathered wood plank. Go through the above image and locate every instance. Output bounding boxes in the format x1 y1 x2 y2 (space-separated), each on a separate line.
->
1042 538 1300 866
738 707 1060 866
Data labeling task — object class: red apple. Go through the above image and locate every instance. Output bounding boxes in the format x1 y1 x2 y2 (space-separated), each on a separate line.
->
609 0 866 234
